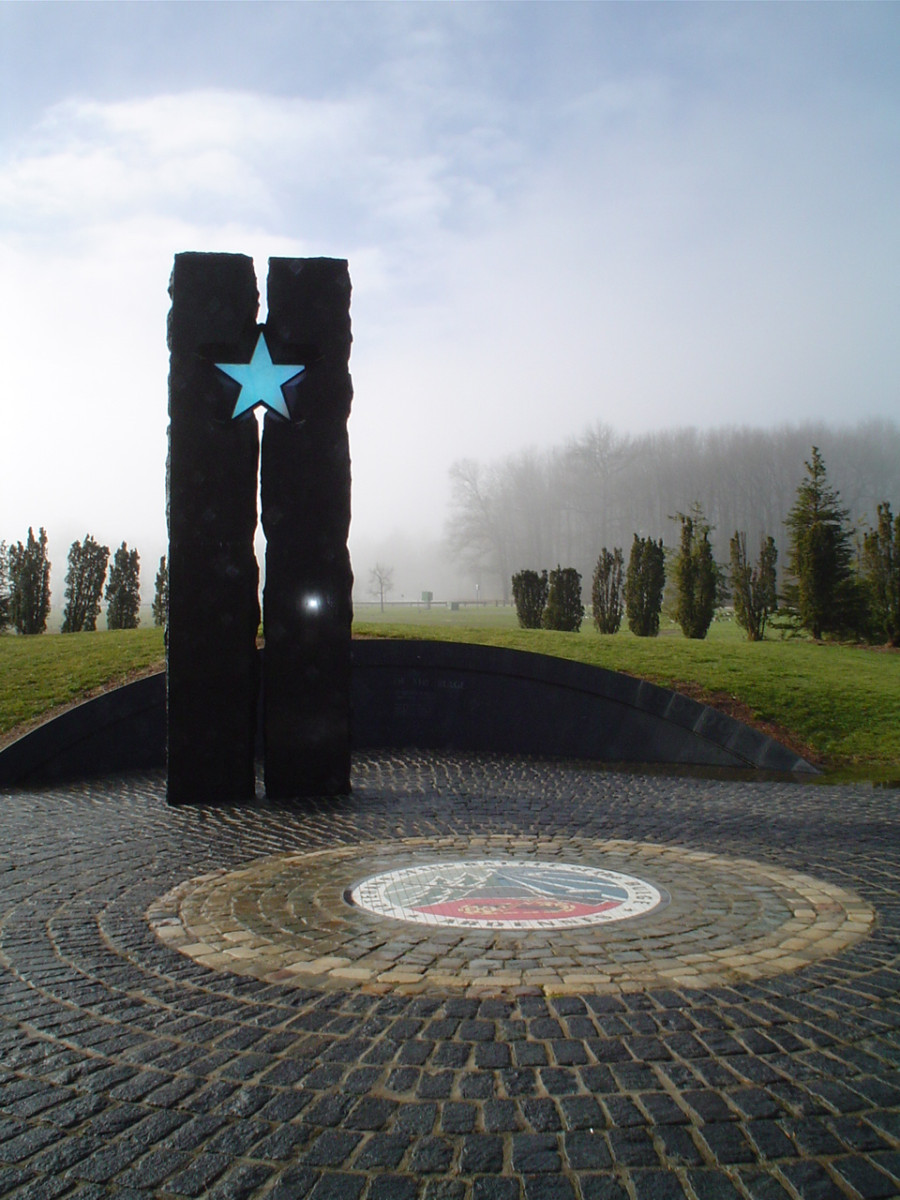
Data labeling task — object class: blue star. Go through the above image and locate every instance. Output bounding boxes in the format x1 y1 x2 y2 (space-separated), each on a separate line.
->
215 331 305 420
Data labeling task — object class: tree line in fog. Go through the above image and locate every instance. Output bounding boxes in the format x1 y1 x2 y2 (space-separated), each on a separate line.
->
0 531 169 635
446 419 900 603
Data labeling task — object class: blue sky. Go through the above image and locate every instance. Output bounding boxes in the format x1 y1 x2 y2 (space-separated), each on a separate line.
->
1 2 898 598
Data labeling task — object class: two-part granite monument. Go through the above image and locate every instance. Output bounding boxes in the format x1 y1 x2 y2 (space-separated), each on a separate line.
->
166 253 352 805
0 252 817 796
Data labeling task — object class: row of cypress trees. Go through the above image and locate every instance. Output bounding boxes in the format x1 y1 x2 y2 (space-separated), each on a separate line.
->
590 520 726 641
0 533 171 636
513 448 900 645
511 567 585 632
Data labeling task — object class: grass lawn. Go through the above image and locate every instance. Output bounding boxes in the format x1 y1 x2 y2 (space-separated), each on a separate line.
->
2 609 898 782
0 627 165 742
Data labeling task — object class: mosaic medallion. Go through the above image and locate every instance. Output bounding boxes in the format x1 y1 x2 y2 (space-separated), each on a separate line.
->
348 859 663 929
149 835 875 994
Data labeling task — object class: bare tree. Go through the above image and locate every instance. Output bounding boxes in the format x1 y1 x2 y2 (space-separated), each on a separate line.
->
445 460 513 602
368 563 394 612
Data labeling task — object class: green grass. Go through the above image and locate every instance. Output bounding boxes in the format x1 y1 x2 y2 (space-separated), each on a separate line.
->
0 627 165 740
354 602 518 630
2 610 898 782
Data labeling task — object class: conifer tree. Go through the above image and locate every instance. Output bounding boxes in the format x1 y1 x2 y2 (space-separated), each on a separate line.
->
729 532 778 641
673 506 719 640
0 541 9 633
511 569 548 629
8 527 51 635
152 555 169 627
862 502 900 646
625 535 665 637
542 566 584 632
106 543 141 629
591 547 624 634
61 535 109 633
784 447 854 639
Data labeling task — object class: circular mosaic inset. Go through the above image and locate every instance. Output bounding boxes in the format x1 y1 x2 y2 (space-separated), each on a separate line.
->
148 835 876 995
348 859 662 929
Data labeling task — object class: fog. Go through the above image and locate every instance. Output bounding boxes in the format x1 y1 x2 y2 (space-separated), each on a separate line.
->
3 5 898 622
445 418 900 603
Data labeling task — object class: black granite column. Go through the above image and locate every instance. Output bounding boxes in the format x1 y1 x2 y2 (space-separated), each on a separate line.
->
166 253 261 805
261 258 353 797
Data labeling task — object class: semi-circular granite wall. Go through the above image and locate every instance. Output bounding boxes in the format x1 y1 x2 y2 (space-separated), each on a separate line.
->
0 639 816 788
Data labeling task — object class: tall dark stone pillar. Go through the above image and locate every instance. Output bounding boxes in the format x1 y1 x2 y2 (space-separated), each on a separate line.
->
261 258 353 797
167 253 261 805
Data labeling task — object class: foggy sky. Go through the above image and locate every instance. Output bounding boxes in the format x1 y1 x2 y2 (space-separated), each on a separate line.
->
1 2 897 603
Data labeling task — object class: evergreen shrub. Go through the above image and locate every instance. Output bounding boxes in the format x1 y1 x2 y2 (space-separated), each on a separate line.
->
673 507 719 640
106 543 141 630
729 532 778 641
625 535 665 637
62 535 109 633
511 569 548 629
542 565 584 632
783 447 855 639
862 502 900 646
8 527 51 635
591 547 624 634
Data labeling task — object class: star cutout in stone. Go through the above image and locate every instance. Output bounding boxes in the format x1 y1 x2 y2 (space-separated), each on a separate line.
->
215 331 305 420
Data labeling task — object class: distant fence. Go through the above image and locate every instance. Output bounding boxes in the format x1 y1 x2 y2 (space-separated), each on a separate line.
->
354 600 500 609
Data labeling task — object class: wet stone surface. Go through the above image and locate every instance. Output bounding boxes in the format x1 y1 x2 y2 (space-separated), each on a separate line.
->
1 751 899 1199
150 839 872 995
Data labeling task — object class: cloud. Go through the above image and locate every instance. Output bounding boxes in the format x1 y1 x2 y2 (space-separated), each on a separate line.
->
2 92 370 241
0 84 517 596
1 5 898 607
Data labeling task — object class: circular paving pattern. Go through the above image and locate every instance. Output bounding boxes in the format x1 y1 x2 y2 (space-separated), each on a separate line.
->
2 754 899 1199
348 860 664 929
148 834 874 995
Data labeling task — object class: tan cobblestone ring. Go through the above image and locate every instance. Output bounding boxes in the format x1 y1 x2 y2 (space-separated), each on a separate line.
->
147 836 875 996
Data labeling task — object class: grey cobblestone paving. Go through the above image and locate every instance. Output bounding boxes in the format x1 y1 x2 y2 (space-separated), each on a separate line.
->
0 751 897 1199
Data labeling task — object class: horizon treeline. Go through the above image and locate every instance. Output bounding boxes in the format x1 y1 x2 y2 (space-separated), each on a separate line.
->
446 418 900 601
0 534 169 636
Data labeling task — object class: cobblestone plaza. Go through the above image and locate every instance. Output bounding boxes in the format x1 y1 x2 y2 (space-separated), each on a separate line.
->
1 752 898 1198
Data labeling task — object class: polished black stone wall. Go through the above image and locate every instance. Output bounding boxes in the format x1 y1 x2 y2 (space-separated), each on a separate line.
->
166 253 261 805
0 642 818 788
262 259 353 796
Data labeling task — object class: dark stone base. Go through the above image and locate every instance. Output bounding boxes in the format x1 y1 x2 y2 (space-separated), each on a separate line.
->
0 641 818 790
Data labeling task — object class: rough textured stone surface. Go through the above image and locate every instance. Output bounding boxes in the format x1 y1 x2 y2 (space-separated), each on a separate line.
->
166 252 261 805
1 752 898 1197
261 257 353 798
